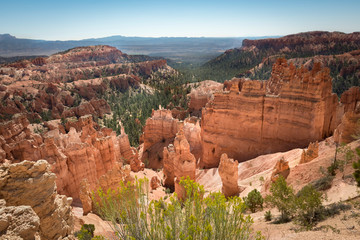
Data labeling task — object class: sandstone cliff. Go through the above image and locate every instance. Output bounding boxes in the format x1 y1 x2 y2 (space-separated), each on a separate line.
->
0 160 74 239
200 59 342 168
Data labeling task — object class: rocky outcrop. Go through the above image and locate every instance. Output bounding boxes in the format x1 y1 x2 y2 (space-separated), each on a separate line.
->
79 179 92 216
200 59 342 168
163 130 196 198
183 117 202 161
0 160 74 239
334 111 360 144
270 157 290 182
0 114 42 163
300 141 319 164
0 199 40 240
218 153 240 197
150 176 161 190
334 87 360 143
188 80 223 117
0 114 137 200
163 144 176 189
140 109 180 169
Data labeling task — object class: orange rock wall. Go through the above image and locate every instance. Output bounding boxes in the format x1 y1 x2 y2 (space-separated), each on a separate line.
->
201 60 342 168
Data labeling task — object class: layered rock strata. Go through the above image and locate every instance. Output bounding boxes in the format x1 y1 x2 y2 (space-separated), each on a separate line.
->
0 160 74 239
201 59 342 168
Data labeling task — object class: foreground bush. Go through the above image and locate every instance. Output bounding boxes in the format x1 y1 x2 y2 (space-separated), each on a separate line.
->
93 177 263 240
244 189 264 213
295 185 323 228
265 176 296 222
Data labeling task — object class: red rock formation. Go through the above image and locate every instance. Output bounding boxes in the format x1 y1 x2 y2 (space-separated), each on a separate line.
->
140 109 180 169
218 153 240 197
163 144 176 189
163 129 196 198
150 176 161 190
200 59 341 168
183 117 202 162
300 141 319 164
0 114 137 200
188 80 223 117
79 179 92 215
270 157 290 182
334 87 360 143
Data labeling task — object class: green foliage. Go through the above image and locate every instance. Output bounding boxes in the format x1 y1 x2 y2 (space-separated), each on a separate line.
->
310 175 334 191
295 185 323 228
102 74 191 146
264 211 272 222
265 176 296 222
39 110 52 122
327 160 342 176
93 177 263 240
75 224 95 240
244 189 264 213
352 148 360 187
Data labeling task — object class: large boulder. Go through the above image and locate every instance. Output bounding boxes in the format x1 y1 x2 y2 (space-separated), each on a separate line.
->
0 160 74 239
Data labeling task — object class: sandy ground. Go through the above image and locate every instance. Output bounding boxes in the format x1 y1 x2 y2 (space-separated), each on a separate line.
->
252 201 360 240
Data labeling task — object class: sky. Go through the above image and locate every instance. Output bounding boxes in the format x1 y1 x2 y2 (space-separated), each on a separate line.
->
1 0 360 40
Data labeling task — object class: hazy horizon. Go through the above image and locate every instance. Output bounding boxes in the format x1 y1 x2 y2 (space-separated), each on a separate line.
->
2 0 359 41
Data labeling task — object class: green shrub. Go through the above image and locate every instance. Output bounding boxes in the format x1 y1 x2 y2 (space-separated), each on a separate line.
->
316 202 352 221
310 175 334 191
264 211 272 222
352 148 360 187
265 176 295 222
244 189 264 213
75 224 95 240
295 185 323 228
93 177 263 240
